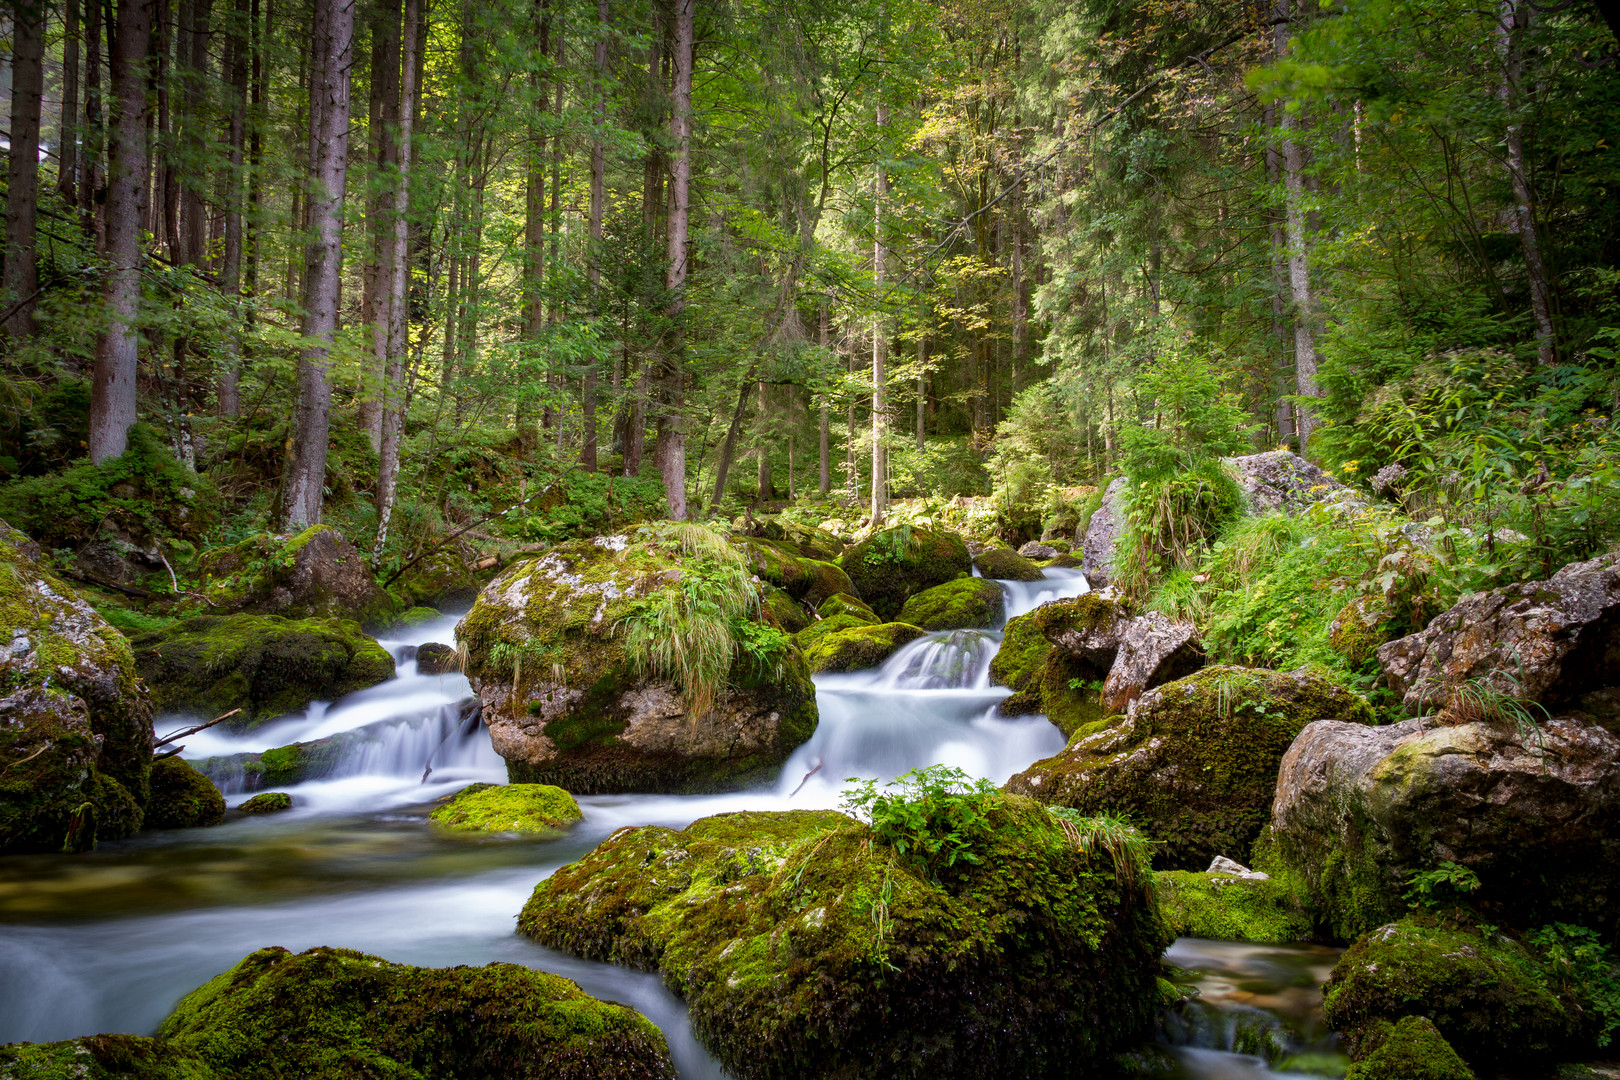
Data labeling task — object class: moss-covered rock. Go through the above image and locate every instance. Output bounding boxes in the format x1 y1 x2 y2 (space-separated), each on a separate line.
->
0 519 152 853
144 757 225 830
414 641 459 675
194 734 343 792
429 782 582 833
973 547 1044 582
801 621 927 674
0 1033 212 1079
1344 1017 1476 1080
1005 666 1374 869
395 545 480 610
735 536 856 609
990 611 1049 699
837 526 971 620
897 576 1005 631
390 605 442 633
194 525 399 630
238 791 292 814
133 614 395 729
1323 917 1580 1066
989 610 1109 736
1156 870 1315 944
760 584 811 634
153 945 675 1079
816 593 878 624
792 612 873 654
519 799 1169 1080
456 528 817 795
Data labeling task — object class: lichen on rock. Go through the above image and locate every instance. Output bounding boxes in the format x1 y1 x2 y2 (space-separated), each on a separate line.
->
836 526 971 621
1005 665 1374 869
897 576 1005 631
429 781 582 833
518 797 1169 1080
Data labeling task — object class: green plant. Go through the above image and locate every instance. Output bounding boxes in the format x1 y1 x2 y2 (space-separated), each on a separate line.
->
1531 923 1620 1048
1044 806 1157 900
840 765 1001 880
1403 862 1482 911
860 523 915 567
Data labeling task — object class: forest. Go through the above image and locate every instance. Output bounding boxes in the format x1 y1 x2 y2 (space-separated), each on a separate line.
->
1 0 1620 1075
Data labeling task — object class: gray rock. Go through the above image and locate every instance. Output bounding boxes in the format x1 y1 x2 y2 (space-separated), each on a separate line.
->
1377 552 1620 713
1222 450 1350 514
1102 611 1205 714
416 642 460 676
1207 855 1269 881
1019 542 1061 560
197 526 398 630
1079 477 1128 587
1270 711 1620 940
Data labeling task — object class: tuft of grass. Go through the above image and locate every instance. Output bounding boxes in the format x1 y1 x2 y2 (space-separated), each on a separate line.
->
1045 806 1157 901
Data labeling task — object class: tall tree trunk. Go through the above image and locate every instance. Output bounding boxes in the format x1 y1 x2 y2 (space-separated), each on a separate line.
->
1499 0 1556 366
580 0 608 472
88 0 154 462
709 359 759 506
59 0 81 206
521 0 551 455
217 0 250 416
656 0 692 520
916 331 926 452
4 0 44 337
81 0 103 234
375 0 420 558
159 0 178 255
818 305 830 494
1264 100 1294 446
755 380 771 500
245 0 267 307
181 0 213 266
1276 0 1319 452
870 101 888 526
277 0 354 528
357 3 394 449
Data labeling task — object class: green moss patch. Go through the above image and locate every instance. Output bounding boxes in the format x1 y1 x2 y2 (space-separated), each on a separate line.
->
429 782 583 833
239 791 292 814
134 614 395 729
801 621 927 673
837 526 971 620
144 757 225 830
1345 1016 1476 1080
897 576 1005 630
816 593 878 624
519 797 1169 1080
1006 665 1374 869
1157 870 1315 944
0 1034 213 1079
156 945 675 1079
973 547 1045 581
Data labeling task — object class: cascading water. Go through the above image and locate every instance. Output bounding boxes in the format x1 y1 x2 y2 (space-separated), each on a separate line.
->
0 572 1343 1080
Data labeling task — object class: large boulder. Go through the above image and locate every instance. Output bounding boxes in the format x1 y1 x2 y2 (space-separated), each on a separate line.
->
1156 867 1315 945
147 945 676 1079
0 520 152 853
1078 477 1127 586
1377 553 1620 714
1222 450 1350 514
1344 1016 1476 1080
897 576 1005 630
836 526 971 620
144 756 225 830
196 525 398 630
456 529 817 794
1269 711 1620 940
1031 594 1203 713
1006 666 1375 869
518 799 1169 1080
973 547 1044 581
133 614 396 729
990 610 1107 737
735 536 855 610
1322 917 1580 1066
395 543 481 610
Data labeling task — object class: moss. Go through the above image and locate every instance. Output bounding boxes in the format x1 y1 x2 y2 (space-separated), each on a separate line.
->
429 782 583 833
1006 665 1374 869
792 612 870 652
1323 916 1579 1066
156 946 675 1080
990 611 1053 716
973 547 1045 582
143 757 225 830
133 614 396 729
734 537 855 608
194 733 344 792
816 593 878 624
0 1034 214 1079
193 527 399 630
897 576 1005 631
1034 650 1110 738
396 547 479 610
802 621 927 673
760 585 811 634
1344 1017 1476 1080
519 798 1169 1080
1029 592 1121 653
837 526 972 620
415 642 459 675
1156 870 1315 944
238 791 292 814
390 605 442 632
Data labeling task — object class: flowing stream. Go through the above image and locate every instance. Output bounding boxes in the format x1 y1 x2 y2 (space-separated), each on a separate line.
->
0 575 1343 1078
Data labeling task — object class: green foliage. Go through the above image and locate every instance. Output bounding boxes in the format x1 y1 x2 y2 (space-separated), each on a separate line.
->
514 471 668 544
1404 862 1482 912
840 765 1003 880
886 437 988 499
1531 924 1620 1049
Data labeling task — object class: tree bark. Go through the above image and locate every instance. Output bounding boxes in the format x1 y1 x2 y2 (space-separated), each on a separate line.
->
656 0 692 520
358 2 396 449
916 331 927 451
217 0 250 416
277 0 354 528
818 305 830 494
1276 0 1319 453
59 0 82 207
1498 0 1556 366
869 101 888 526
4 0 44 337
521 0 551 456
181 0 213 267
88 0 154 463
756 380 771 500
581 0 609 472
375 0 420 558
81 0 103 234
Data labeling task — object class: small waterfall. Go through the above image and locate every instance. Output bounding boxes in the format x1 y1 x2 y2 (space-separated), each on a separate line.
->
1000 567 1090 621
871 629 1000 690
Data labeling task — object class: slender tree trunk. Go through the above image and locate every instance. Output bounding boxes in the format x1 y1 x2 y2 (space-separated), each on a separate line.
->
181 0 213 266
59 0 82 206
869 103 888 526
158 0 178 255
818 305 830 494
1276 0 1319 452
245 0 267 306
916 331 926 451
1499 0 1556 366
710 360 759 506
88 0 154 462
358 4 393 449
4 0 44 337
277 0 354 528
1264 100 1294 446
217 0 250 416
581 0 609 472
521 0 551 455
656 0 692 520
756 380 771 500
375 0 420 558
81 0 103 233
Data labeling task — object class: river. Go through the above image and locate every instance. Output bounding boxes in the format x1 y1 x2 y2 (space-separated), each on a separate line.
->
0 570 1344 1078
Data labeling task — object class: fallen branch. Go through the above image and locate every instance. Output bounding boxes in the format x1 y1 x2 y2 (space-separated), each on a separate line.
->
0 744 50 776
154 708 241 749
381 490 549 590
61 569 155 600
788 758 824 798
